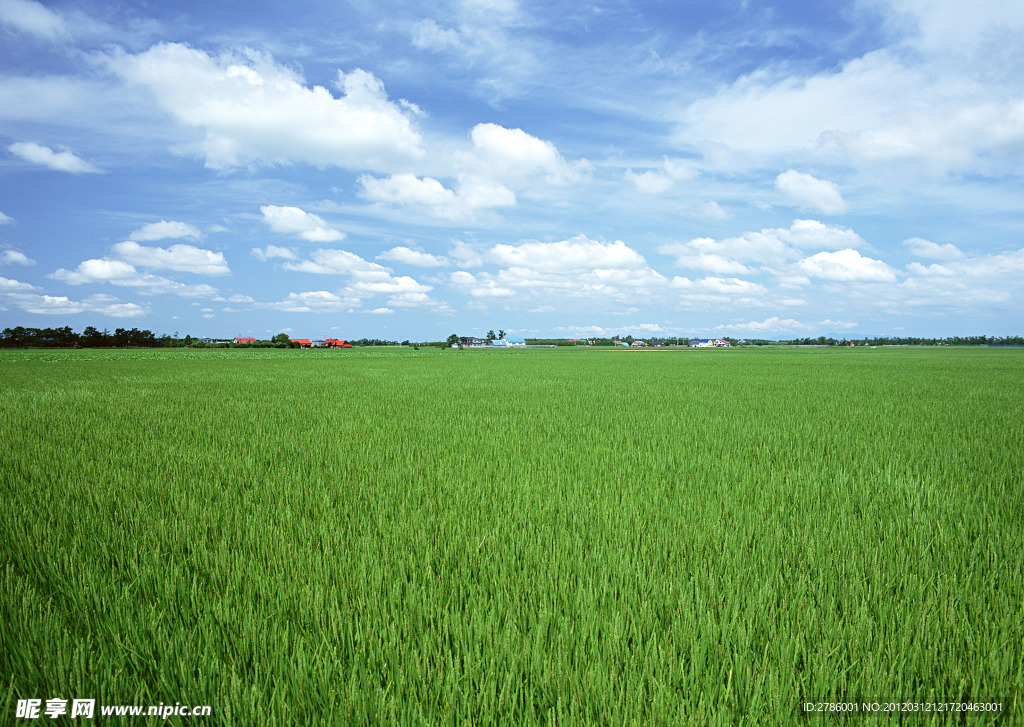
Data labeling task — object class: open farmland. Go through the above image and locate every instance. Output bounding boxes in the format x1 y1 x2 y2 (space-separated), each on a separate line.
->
1 346 1022 725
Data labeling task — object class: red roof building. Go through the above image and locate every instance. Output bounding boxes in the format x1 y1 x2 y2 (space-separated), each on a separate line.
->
289 338 312 348
324 338 352 348
234 337 256 344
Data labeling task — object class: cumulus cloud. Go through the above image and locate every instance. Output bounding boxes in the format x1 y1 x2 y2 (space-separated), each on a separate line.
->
0 289 148 316
0 0 67 40
449 271 515 298
490 236 648 272
46 240 228 298
715 316 857 334
0 275 38 291
624 169 673 195
129 220 202 241
624 157 697 194
775 170 847 214
678 14 1024 178
261 205 344 242
262 290 356 313
798 249 898 282
448 240 484 268
658 219 865 273
276 247 438 307
251 245 298 261
450 235 668 304
671 275 767 299
903 237 966 260
554 324 667 336
358 173 515 221
281 248 384 275
111 241 230 275
0 250 35 265
377 246 450 267
8 141 100 173
0 211 13 224
107 43 424 170
51 258 136 283
462 123 587 186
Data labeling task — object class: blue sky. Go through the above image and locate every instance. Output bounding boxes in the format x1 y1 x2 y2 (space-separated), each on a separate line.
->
1 0 1023 340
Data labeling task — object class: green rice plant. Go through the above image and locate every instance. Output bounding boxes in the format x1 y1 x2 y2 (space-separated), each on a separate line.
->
1 347 1021 725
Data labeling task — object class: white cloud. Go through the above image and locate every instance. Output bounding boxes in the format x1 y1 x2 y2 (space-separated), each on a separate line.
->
450 271 515 298
0 275 38 291
903 237 966 260
490 235 648 272
263 290 356 313
0 250 34 265
671 275 767 297
261 205 344 242
452 235 669 304
358 173 515 221
282 248 384 275
277 247 437 306
448 240 484 268
2 291 148 317
111 241 230 275
107 43 424 170
378 246 450 267
129 220 202 241
8 141 100 173
411 19 463 52
363 307 394 314
782 219 864 249
348 271 432 297
689 201 732 221
0 0 67 40
798 249 898 282
775 170 847 214
49 258 219 297
715 316 857 334
251 245 298 261
906 247 1024 279
624 157 698 194
463 123 586 186
679 28 1024 178
51 258 137 283
658 219 864 273
387 291 438 308
0 211 13 224
624 169 673 195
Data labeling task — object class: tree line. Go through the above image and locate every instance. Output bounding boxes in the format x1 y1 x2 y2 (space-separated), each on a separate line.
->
3 325 1023 349
0 326 412 348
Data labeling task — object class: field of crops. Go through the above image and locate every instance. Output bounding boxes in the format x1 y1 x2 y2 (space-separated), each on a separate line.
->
2 346 1021 724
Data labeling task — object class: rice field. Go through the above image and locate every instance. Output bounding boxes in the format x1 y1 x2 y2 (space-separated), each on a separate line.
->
1 346 1021 725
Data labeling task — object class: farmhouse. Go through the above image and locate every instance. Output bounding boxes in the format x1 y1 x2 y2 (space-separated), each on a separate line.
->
234 337 256 344
689 338 731 347
631 340 646 347
289 338 312 348
490 338 508 347
324 338 352 348
506 337 526 347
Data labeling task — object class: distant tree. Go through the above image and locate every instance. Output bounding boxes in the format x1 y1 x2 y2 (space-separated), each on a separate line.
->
486 330 496 341
498 329 506 339
446 333 460 348
272 333 291 345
